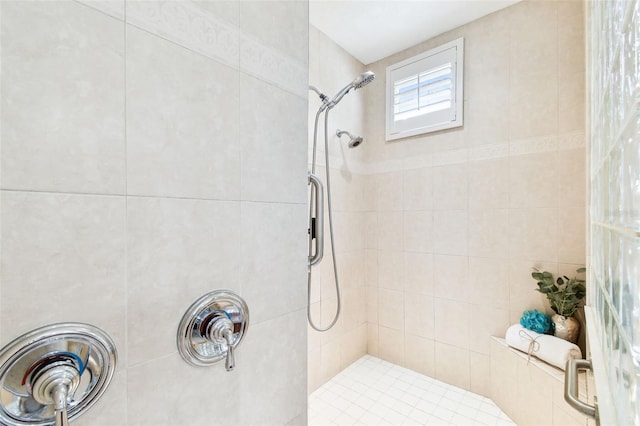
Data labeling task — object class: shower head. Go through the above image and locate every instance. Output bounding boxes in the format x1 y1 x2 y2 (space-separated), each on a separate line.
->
353 71 375 89
328 71 376 109
336 129 363 148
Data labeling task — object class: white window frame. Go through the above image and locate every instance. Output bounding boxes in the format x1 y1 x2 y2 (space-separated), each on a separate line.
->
385 38 464 141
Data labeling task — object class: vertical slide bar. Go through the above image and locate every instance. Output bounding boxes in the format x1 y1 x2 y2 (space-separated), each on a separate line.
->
308 173 324 266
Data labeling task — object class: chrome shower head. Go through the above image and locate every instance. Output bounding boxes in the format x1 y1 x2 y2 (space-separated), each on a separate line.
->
353 71 375 89
328 71 376 109
336 129 363 148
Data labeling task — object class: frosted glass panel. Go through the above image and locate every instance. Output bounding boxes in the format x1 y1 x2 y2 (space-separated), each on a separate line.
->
588 0 640 424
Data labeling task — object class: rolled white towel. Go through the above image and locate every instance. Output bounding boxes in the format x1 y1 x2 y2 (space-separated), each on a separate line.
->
505 324 582 370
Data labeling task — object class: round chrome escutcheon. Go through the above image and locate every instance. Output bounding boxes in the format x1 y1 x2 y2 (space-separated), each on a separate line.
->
0 323 117 425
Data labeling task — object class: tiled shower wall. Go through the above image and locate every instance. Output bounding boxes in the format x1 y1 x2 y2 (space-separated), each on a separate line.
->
362 0 586 396
0 1 308 424
587 0 640 423
307 25 368 392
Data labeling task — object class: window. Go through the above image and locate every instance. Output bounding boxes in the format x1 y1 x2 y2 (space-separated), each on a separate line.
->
386 38 464 141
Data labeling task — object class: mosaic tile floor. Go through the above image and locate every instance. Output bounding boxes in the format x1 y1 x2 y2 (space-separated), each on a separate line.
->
308 355 517 426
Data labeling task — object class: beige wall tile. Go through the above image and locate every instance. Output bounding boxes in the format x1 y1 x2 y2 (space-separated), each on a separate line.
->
404 335 435 377
404 292 435 339
75 370 127 426
433 210 468 255
434 298 469 349
468 257 509 308
509 69 559 141
126 0 240 69
127 353 239 425
363 212 378 249
433 164 468 210
403 252 434 296
467 305 510 354
468 158 509 210
490 339 518 420
367 323 379 357
240 202 307 325
558 148 587 206
1 191 126 363
559 72 586 134
379 325 405 365
403 210 433 253
127 197 240 365
509 152 558 209
240 1 307 65
469 352 491 398
127 27 240 200
557 207 586 264
514 356 554 426
308 303 322 351
508 208 558 261
240 74 307 203
435 342 470 391
238 309 307 425
434 254 468 302
307 349 322 394
341 324 368 368
320 339 342 385
77 0 125 20
366 286 379 323
377 171 404 211
378 289 404 331
364 249 379 288
508 1 558 140
508 259 557 321
319 297 342 346
1 1 125 194
468 209 509 258
378 250 404 290
403 167 433 211
558 2 585 135
378 211 403 250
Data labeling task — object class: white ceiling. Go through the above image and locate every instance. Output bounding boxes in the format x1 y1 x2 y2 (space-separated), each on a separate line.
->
309 0 520 65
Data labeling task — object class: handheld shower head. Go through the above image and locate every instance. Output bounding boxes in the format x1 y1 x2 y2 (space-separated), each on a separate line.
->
353 71 375 89
328 71 376 109
336 129 363 148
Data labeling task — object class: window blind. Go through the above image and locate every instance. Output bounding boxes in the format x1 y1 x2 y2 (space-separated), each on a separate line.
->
385 38 463 140
393 63 453 122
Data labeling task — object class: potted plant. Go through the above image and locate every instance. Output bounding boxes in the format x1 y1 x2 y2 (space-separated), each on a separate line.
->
531 267 586 343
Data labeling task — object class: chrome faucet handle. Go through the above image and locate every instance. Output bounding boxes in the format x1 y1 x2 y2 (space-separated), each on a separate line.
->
0 323 117 426
177 290 249 369
53 385 70 426
222 328 235 371
29 356 81 426
207 314 236 372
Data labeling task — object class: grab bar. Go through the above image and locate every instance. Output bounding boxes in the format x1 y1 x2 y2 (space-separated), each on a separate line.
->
308 172 324 266
564 359 598 422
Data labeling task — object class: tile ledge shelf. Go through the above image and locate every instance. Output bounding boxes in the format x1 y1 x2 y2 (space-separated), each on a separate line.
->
491 336 570 383
490 336 595 426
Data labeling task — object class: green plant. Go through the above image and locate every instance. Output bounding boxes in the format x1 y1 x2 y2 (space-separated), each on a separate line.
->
531 267 586 317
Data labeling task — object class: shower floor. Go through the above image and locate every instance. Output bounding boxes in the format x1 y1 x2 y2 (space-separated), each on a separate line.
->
308 355 516 426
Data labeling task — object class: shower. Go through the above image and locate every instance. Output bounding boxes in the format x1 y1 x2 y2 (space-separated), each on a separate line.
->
336 129 363 148
307 71 375 332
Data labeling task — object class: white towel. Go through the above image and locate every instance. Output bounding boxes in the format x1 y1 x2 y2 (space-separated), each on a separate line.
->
505 324 582 370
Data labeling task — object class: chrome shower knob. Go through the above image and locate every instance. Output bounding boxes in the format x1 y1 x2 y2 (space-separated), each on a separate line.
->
206 314 236 371
0 323 117 426
27 353 82 426
177 290 249 370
